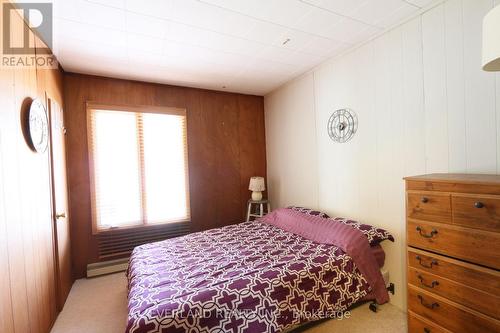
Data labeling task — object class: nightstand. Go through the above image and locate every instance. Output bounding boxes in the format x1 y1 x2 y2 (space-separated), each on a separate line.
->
246 199 271 222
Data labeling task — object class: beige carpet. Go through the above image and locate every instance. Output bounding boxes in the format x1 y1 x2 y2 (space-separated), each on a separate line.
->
51 272 407 333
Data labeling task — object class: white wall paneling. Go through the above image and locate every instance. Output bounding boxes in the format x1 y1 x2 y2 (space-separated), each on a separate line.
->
422 4 449 173
445 0 467 172
264 73 319 209
463 0 496 173
264 0 500 310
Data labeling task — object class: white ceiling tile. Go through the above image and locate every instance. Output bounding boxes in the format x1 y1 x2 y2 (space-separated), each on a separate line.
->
300 35 351 56
127 50 165 66
197 32 265 56
86 0 125 9
162 40 203 59
125 0 173 19
348 0 416 27
200 0 312 27
125 12 168 39
292 7 344 37
76 0 126 30
300 0 367 16
163 22 210 46
126 33 164 55
55 18 127 47
52 0 81 21
275 29 348 55
243 21 289 45
52 0 426 95
404 0 438 8
59 39 128 64
375 2 420 28
255 46 324 68
326 18 381 44
169 0 255 38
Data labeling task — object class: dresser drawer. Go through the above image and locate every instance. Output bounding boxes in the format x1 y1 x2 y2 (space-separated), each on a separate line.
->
452 194 500 232
407 220 500 270
407 192 451 223
407 249 500 298
408 286 500 333
408 266 500 319
408 311 451 333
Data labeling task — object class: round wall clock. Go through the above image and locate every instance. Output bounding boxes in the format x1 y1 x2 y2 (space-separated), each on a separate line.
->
27 99 49 153
327 108 358 143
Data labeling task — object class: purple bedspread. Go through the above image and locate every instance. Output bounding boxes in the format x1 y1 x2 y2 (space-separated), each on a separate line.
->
126 221 375 333
259 209 389 304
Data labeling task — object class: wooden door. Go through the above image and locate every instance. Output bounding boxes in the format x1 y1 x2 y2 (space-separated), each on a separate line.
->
48 98 72 310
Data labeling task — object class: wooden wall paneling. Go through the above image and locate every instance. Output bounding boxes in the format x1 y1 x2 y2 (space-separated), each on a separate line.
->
0 3 64 332
496 0 500 173
64 76 94 279
498 70 500 174
463 0 496 173
180 89 216 233
0 52 15 333
15 61 42 333
202 91 242 228
14 27 58 333
2 80 31 332
64 74 266 277
422 4 449 173
35 34 70 312
237 95 266 215
2 8 33 333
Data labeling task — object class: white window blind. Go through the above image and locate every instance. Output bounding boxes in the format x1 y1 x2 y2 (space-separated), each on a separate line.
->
87 104 190 232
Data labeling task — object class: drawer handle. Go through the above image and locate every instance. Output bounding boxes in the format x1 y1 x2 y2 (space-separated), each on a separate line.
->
417 274 439 288
416 226 438 238
418 295 439 310
421 197 429 203
474 201 484 208
424 328 431 333
415 255 438 268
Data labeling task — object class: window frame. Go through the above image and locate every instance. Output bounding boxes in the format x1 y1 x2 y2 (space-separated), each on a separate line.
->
86 102 191 234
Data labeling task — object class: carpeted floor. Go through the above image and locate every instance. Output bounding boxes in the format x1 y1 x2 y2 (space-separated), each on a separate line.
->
51 272 407 333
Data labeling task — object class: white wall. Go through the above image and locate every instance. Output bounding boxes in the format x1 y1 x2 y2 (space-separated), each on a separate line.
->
264 0 500 311
265 72 319 209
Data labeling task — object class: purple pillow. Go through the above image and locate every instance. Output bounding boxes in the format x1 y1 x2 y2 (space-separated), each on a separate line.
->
287 206 330 218
329 217 394 245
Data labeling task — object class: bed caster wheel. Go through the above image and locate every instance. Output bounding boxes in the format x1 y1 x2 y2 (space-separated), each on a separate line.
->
369 302 377 313
387 283 395 295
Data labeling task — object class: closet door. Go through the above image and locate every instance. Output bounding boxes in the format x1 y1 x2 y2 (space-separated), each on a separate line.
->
49 98 72 310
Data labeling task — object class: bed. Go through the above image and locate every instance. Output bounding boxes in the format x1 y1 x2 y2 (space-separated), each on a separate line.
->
125 208 393 333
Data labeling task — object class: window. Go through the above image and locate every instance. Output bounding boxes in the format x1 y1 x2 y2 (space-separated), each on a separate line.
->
87 103 190 232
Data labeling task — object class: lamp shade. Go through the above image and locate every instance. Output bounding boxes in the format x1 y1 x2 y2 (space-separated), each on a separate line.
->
249 177 265 192
482 4 500 71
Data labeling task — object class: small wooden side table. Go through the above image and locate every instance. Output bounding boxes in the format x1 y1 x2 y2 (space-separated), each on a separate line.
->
246 199 271 222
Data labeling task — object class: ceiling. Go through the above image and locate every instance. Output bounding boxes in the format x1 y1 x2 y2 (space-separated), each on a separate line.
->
47 0 437 95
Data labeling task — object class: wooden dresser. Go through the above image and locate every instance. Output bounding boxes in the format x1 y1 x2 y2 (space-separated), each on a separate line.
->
405 174 500 333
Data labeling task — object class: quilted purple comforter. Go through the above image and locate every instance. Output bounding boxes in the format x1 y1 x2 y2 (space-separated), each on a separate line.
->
126 220 374 333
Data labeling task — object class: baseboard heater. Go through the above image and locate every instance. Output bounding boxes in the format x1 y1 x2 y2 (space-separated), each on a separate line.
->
87 257 129 278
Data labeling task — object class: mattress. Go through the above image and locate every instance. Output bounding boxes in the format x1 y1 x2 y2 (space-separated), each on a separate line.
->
125 220 380 333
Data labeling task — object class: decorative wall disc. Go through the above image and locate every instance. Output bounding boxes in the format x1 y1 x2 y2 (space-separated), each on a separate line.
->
27 99 49 153
327 108 357 143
